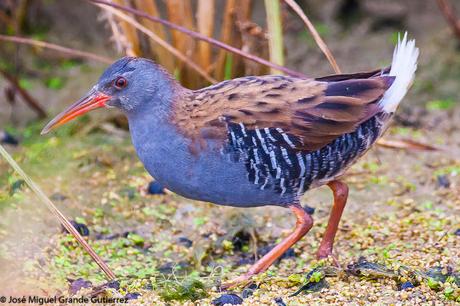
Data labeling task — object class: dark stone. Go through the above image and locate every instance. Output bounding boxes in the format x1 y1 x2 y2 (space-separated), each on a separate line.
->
241 283 258 298
235 257 253 266
1 131 19 146
231 230 251 251
303 205 315 215
9 179 25 195
274 297 287 306
107 280 120 290
399 281 415 290
119 187 136 199
454 229 460 236
62 220 90 236
290 278 329 296
147 181 165 195
125 292 140 300
50 193 67 201
158 262 188 274
212 293 243 305
68 278 92 294
178 237 193 248
437 175 450 188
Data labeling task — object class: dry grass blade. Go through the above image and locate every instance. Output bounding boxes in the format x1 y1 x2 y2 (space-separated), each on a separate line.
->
98 4 217 84
196 0 215 71
377 138 440 151
165 0 197 87
112 0 141 56
264 0 284 74
283 0 341 74
133 0 174 71
0 144 116 280
215 0 238 80
0 68 46 118
436 0 460 41
0 34 113 64
89 0 306 78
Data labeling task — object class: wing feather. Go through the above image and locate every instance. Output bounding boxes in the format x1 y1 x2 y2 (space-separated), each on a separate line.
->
172 73 393 152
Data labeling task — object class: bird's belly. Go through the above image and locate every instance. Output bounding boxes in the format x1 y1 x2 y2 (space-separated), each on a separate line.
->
134 139 283 207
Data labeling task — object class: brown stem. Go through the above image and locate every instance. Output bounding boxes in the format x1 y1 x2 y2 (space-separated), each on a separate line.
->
436 0 460 41
88 0 307 78
0 34 113 64
0 68 46 118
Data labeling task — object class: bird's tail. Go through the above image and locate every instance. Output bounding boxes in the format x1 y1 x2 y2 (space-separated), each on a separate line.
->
379 32 419 113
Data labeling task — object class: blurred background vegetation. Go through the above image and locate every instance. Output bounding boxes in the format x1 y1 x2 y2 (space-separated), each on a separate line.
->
0 0 459 130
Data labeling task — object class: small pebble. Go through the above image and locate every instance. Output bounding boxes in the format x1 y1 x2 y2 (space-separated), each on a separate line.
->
241 283 258 298
9 179 25 195
147 181 165 194
212 293 243 305
436 175 450 188
50 193 67 201
69 278 92 294
62 220 90 236
399 281 415 290
107 280 120 290
274 297 287 306
125 292 141 300
178 237 193 248
303 205 315 215
1 131 19 146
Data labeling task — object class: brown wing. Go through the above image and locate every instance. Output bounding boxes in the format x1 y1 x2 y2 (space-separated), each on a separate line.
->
171 74 393 152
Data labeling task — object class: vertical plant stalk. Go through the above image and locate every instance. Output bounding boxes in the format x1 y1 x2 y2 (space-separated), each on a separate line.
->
112 0 141 56
133 0 175 71
264 0 284 74
436 0 460 41
196 0 215 71
0 145 116 280
283 0 342 74
98 4 216 83
215 0 238 80
89 0 306 78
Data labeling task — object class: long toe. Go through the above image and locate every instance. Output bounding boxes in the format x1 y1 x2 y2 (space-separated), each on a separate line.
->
221 273 255 290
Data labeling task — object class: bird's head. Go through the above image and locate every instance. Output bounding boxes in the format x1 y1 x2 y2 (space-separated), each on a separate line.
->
41 57 174 135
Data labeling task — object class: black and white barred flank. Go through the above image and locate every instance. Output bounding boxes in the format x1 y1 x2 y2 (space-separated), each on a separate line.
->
224 114 387 196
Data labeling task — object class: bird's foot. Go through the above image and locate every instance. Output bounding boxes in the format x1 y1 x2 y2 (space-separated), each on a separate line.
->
221 272 255 290
316 247 341 267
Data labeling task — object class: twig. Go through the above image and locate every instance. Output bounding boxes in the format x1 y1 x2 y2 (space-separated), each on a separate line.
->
0 34 113 64
0 144 116 280
97 4 217 84
0 68 47 118
436 0 460 41
88 0 307 78
282 0 342 74
376 138 440 151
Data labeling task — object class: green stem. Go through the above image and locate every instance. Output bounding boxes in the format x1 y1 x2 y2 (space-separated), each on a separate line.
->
265 0 285 74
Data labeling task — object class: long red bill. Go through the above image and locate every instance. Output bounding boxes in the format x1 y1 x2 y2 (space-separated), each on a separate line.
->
41 89 111 135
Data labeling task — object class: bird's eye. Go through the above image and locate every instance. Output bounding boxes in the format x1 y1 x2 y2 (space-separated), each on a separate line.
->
114 77 127 89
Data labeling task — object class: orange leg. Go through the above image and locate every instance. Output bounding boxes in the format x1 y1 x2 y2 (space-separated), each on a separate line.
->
223 204 313 289
316 180 349 259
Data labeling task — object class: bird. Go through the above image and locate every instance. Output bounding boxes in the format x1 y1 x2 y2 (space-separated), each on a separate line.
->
41 34 419 288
